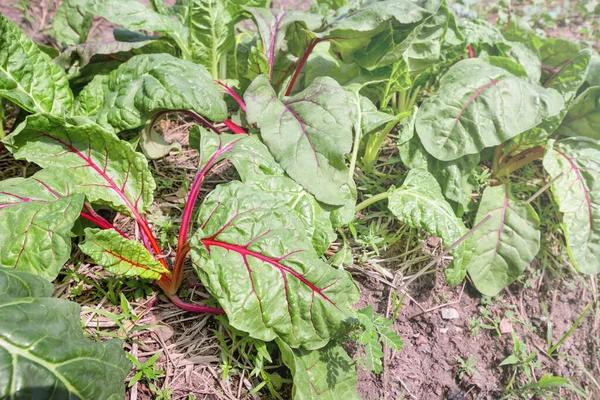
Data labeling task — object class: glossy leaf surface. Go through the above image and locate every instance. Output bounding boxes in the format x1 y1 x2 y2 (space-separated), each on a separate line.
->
0 267 131 400
277 339 360 400
556 87 600 139
80 228 169 279
415 59 564 161
388 169 470 284
4 114 156 217
245 75 353 205
543 138 600 274
467 185 540 296
76 54 227 132
190 181 359 349
0 15 73 114
0 171 84 281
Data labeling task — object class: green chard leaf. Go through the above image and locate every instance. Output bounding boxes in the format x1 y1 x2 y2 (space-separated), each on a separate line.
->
245 7 322 79
52 0 93 47
190 127 336 254
4 114 156 217
556 87 600 139
190 181 359 349
399 134 478 214
543 138 600 274
388 169 471 284
0 263 54 298
540 48 592 131
76 53 227 133
415 59 564 161
54 38 175 71
0 171 84 281
277 339 360 400
189 0 235 79
79 228 168 279
507 41 541 84
0 14 73 115
459 18 511 54
358 0 451 73
80 0 190 57
0 267 131 399
317 0 442 64
245 75 354 206
467 185 541 296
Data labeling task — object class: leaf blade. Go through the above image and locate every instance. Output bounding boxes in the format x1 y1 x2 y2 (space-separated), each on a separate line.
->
245 75 353 205
467 185 541 296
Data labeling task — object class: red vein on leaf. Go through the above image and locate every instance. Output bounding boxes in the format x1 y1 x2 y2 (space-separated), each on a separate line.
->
268 12 287 78
561 107 600 126
201 239 340 309
36 130 166 267
443 79 500 145
217 81 246 112
282 103 320 166
489 185 509 268
554 149 594 231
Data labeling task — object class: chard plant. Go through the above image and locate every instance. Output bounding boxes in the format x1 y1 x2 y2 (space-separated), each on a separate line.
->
0 0 599 397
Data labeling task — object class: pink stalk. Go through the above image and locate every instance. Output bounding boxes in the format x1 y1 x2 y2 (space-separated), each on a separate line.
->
467 45 475 59
223 119 247 134
168 295 225 314
217 81 247 112
285 39 322 96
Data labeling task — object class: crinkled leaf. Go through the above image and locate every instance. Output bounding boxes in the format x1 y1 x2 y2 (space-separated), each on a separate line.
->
541 48 592 131
358 0 450 73
76 54 227 132
539 38 584 75
81 0 189 55
415 59 564 161
79 228 168 279
277 339 359 400
245 75 353 205
189 0 235 78
467 185 541 296
0 267 53 299
303 42 362 88
388 169 470 284
543 138 600 274
54 38 175 71
459 18 511 54
247 176 336 255
317 0 442 63
507 41 541 84
190 181 359 349
4 114 156 217
0 173 84 281
0 15 73 114
52 0 92 47
556 87 600 139
0 274 131 399
189 127 284 180
399 134 478 214
189 127 335 254
245 8 322 79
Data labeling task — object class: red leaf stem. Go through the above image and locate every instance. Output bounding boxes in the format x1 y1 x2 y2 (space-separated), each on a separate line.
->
285 39 322 96
217 81 247 112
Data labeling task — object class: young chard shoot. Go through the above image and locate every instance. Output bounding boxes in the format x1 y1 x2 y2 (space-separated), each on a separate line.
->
1 0 599 398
